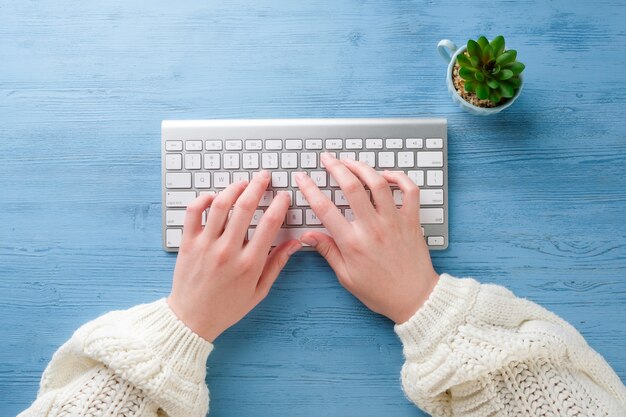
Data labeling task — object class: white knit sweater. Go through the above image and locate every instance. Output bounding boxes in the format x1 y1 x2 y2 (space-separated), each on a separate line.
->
18 274 626 417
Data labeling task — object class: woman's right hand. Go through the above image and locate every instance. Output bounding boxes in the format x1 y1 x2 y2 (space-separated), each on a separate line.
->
296 153 439 324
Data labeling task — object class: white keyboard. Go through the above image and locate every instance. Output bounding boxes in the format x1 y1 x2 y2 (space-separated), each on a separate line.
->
162 118 448 251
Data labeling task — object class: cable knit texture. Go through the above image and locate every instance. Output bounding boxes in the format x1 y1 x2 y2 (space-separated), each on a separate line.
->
18 298 213 417
395 274 626 417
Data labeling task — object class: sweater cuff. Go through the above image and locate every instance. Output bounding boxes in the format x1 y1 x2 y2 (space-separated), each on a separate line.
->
76 298 213 417
394 274 480 358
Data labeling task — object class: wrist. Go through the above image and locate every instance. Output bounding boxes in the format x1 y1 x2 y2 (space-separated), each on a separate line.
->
391 272 440 324
166 296 222 343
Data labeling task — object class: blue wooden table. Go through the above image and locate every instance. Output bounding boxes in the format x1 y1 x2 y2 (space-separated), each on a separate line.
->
1 1 625 416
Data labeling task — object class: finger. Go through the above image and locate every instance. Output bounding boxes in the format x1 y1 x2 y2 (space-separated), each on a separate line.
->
225 170 271 245
341 158 396 217
246 191 291 254
181 193 215 241
299 231 350 286
204 180 248 239
295 172 350 238
320 153 375 219
381 170 421 224
255 239 302 301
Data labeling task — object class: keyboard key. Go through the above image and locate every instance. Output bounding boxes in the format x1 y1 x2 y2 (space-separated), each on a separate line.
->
305 209 322 225
261 153 279 169
339 152 356 161
305 139 323 149
346 138 363 149
393 189 403 205
245 139 263 150
397 152 415 168
286 209 303 225
166 229 183 248
309 171 327 187
295 190 308 206
420 189 444 205
272 171 289 188
265 139 282 150
166 191 196 207
366 138 383 149
426 138 443 149
204 153 220 169
185 154 202 170
166 172 191 189
205 140 222 150
281 153 298 168
406 138 423 149
166 210 186 226
378 152 395 168
334 190 349 206
325 139 343 149
285 139 303 150
344 208 355 222
427 236 445 246
259 190 273 206
386 138 403 149
242 153 259 169
186 140 203 151
165 141 183 151
300 152 317 168
214 172 230 188
250 210 263 225
223 153 240 169
420 208 444 224
417 151 443 167
408 170 424 186
289 171 302 188
225 140 242 150
247 227 330 246
320 152 336 168
232 172 249 183
427 170 444 186
194 173 211 188
358 152 375 167
165 154 182 170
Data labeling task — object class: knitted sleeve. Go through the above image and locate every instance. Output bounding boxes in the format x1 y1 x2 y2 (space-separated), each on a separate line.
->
17 298 214 417
395 274 626 417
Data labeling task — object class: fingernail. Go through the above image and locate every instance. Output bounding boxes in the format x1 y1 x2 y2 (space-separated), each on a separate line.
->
261 170 270 179
287 241 302 255
295 172 307 182
300 235 318 247
344 157 355 163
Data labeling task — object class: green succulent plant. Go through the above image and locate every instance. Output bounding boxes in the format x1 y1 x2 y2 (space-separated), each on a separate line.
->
456 35 525 105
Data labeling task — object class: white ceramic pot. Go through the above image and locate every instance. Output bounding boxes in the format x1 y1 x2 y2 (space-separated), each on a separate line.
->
437 39 523 115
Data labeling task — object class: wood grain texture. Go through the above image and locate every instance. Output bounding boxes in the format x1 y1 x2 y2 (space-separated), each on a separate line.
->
1 0 625 415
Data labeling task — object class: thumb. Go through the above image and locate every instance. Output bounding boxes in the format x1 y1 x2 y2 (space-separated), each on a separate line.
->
255 240 301 300
300 231 348 278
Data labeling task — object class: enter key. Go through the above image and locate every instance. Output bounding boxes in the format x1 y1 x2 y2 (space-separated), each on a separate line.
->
420 189 444 205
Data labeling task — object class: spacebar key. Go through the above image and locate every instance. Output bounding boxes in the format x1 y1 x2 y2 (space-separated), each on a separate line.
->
247 227 329 246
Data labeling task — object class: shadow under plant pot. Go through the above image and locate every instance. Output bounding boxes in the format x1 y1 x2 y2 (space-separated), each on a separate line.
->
438 37 524 115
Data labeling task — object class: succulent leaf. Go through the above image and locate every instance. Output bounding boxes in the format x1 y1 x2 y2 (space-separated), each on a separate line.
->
489 90 502 104
496 50 517 66
476 83 489 100
464 80 477 93
467 40 482 58
482 45 493 63
498 69 514 80
487 78 499 89
506 62 525 75
474 71 485 82
459 67 476 80
456 53 471 67
490 35 505 56
509 76 522 89
499 81 514 98
477 36 489 50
